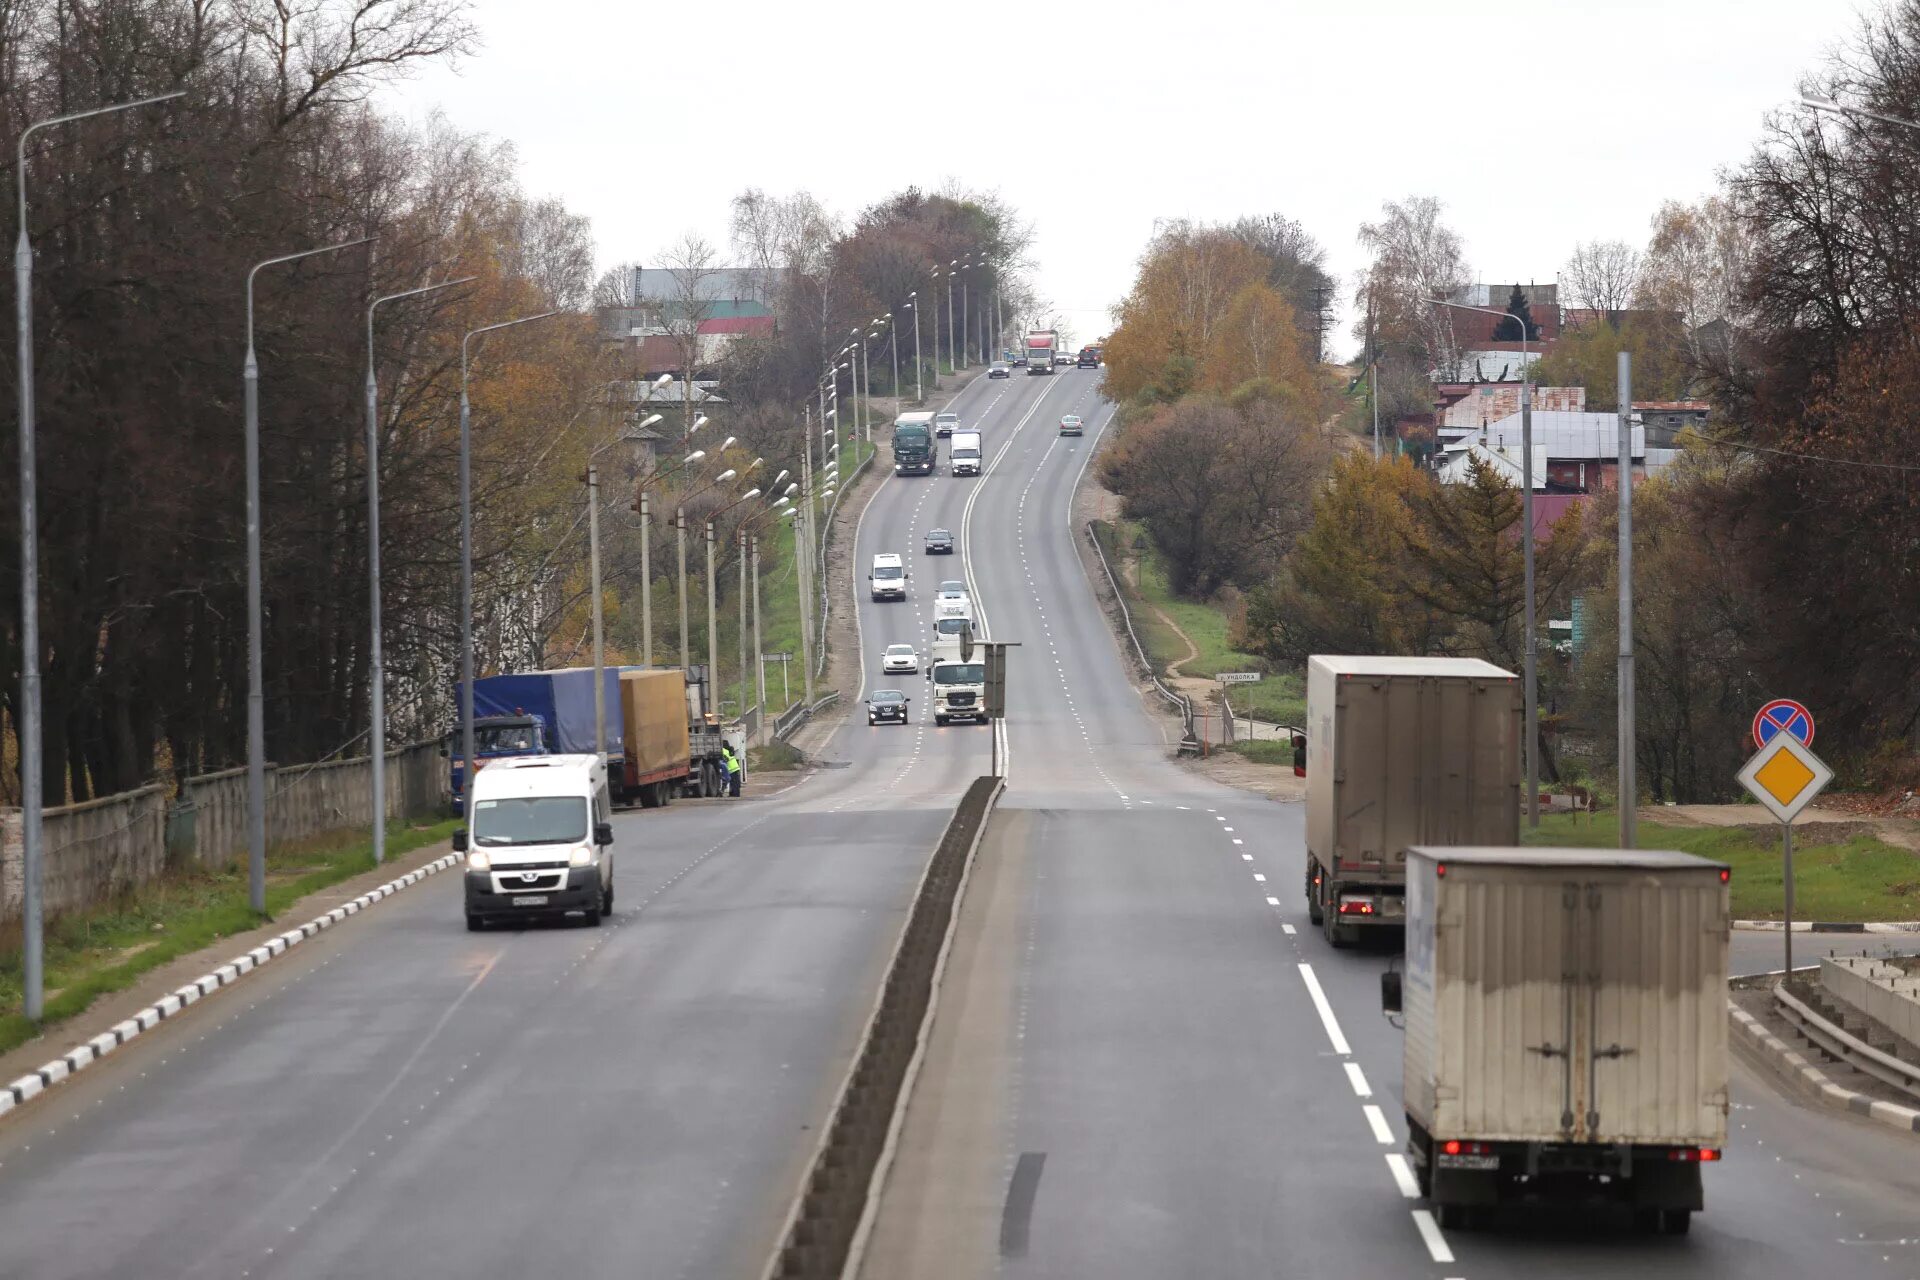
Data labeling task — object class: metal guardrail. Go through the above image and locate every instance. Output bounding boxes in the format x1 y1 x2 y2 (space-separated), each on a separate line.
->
762 775 1005 1280
1775 983 1920 1103
770 690 845 744
813 444 876 684
1083 521 1194 744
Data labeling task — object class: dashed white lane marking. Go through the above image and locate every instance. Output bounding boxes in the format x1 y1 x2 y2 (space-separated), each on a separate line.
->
1297 963 1351 1056
1363 1104 1395 1145
1252 873 1266 883
1241 853 1253 861
1411 1209 1455 1264
1232 838 1243 846
1385 1153 1421 1199
1265 896 1280 906
1345 1062 1372 1098
1281 923 1296 935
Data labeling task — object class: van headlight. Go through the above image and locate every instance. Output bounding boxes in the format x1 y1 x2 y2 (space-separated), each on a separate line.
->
467 851 490 871
570 846 596 867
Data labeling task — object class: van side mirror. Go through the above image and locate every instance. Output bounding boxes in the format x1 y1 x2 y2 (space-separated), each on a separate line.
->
452 829 469 853
594 822 614 847
1381 971 1403 1015
1292 733 1307 778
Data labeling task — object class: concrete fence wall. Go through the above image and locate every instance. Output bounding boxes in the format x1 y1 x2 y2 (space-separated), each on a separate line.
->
0 741 446 924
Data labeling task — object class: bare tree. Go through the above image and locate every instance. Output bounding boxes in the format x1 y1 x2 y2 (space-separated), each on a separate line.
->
1355 196 1471 380
656 231 721 435
1640 197 1747 365
1562 239 1642 328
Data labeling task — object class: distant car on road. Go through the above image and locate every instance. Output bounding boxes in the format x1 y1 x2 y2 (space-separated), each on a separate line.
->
924 528 954 554
1012 355 1027 367
934 411 961 437
1053 351 1071 366
867 689 910 725
936 580 967 600
882 643 919 674
987 361 1011 379
1059 414 1084 436
1077 347 1100 368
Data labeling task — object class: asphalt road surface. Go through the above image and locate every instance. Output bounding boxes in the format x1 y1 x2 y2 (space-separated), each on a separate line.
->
861 381 1920 1280
0 368 1049 1280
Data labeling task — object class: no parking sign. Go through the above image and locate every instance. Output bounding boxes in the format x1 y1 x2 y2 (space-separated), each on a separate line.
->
1751 699 1814 750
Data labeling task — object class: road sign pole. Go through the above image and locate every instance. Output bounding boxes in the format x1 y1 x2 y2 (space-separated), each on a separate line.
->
1784 822 1795 977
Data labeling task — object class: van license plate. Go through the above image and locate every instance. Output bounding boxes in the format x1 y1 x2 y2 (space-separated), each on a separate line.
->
511 895 549 907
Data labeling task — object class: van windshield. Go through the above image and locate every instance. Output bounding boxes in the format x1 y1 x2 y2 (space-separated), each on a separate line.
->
874 565 903 580
472 796 588 847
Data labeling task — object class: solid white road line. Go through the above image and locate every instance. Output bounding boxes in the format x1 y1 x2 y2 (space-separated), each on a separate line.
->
1385 1153 1421 1199
1363 1103 1395 1145
1411 1209 1455 1264
1297 963 1352 1055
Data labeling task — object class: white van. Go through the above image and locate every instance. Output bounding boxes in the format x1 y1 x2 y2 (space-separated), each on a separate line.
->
950 430 983 476
870 552 907 601
458 754 614 930
933 595 972 626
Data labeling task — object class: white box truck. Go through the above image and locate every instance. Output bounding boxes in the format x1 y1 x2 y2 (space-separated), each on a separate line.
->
1384 846 1731 1235
949 430 983 476
1303 655 1522 946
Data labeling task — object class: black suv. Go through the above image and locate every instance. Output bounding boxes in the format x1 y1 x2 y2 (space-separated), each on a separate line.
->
867 689 910 725
924 528 954 554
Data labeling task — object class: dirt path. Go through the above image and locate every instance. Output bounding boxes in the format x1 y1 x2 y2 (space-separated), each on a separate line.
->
1645 803 1920 854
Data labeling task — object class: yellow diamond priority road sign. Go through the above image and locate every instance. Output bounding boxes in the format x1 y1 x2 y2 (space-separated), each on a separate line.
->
1737 730 1833 825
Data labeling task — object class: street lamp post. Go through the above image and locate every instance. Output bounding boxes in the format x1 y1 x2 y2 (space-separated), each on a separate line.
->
930 266 945 389
889 310 901 404
706 476 762 713
364 276 472 865
245 235 375 912
1429 295 1539 828
909 292 922 404
14 86 185 1020
945 259 958 377
459 311 559 824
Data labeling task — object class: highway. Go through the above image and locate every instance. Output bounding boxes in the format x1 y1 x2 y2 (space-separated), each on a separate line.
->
4 362 1916 1280
0 370 1038 1278
862 380 1920 1280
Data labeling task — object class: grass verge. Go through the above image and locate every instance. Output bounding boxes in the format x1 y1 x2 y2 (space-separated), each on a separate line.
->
0 816 459 1057
1523 812 1920 922
749 741 806 772
1229 740 1296 766
1095 519 1307 727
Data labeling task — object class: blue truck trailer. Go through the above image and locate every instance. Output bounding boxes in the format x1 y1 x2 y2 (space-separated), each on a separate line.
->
449 667 629 814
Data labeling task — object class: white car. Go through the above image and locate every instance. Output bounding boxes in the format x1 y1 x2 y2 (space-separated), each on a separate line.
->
882 643 920 674
936 581 968 600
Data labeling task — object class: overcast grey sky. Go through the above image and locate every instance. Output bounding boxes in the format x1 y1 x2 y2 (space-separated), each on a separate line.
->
383 0 1869 358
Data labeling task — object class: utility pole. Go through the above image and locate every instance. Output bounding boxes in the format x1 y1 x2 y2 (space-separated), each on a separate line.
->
676 507 690 671
588 464 606 767
911 293 923 404
639 490 653 666
737 527 749 732
1311 285 1331 364
1617 351 1637 849
890 311 900 405
751 533 767 742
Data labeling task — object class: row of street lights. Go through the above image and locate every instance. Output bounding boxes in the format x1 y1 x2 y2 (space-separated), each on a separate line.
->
12 89 567 1019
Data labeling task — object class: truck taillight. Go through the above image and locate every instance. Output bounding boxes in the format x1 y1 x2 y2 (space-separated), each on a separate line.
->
1442 1140 1490 1156
1338 900 1375 916
1719 869 1730 883
1668 1147 1720 1162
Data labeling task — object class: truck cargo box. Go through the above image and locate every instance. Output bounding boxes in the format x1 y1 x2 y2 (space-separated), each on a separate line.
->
1304 655 1521 941
1402 846 1730 1153
620 669 692 780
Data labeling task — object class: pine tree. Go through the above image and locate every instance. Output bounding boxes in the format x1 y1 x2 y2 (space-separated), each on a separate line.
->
1492 284 1539 342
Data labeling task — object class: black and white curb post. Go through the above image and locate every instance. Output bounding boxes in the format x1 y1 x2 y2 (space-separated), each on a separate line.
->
1 852 461 1116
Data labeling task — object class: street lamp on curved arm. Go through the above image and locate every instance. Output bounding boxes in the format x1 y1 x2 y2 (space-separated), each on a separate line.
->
1427 293 1540 828
455 309 560 814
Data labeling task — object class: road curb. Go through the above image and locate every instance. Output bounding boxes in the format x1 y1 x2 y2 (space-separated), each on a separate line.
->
1728 1002 1920 1136
1733 919 1920 933
3 852 460 1114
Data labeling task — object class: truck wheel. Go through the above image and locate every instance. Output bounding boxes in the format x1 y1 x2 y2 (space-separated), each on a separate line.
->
1660 1209 1692 1236
1323 908 1352 949
581 905 601 927
638 784 660 810
935 714 948 726
1434 1202 1467 1231
466 914 484 932
1306 865 1324 925
658 779 673 807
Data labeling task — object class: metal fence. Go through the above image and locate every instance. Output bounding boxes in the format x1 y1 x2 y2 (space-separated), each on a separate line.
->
1083 522 1194 746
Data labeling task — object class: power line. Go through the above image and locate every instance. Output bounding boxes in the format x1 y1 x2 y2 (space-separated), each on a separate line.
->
1694 434 1920 473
